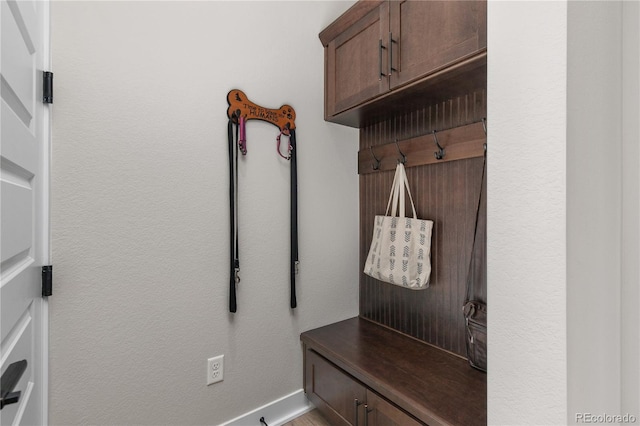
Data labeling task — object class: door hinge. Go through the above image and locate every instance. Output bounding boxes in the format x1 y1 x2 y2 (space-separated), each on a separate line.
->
42 265 52 297
43 71 53 104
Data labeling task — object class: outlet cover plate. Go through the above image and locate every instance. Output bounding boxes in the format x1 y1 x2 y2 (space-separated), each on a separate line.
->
207 355 224 385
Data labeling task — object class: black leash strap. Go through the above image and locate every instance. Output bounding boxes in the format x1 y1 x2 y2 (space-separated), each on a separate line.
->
289 129 299 309
228 117 239 313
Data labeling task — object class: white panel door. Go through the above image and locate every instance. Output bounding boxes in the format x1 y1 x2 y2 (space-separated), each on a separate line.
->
0 0 50 424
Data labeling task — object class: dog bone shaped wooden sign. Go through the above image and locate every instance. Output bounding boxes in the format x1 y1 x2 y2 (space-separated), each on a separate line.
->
227 89 296 131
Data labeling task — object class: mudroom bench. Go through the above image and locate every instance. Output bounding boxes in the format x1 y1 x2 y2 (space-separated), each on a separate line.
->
301 317 486 426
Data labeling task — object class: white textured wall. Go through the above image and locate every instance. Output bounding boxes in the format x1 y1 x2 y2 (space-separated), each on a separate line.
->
50 2 358 425
567 1 623 421
50 1 640 424
622 0 640 418
487 2 568 424
489 1 640 424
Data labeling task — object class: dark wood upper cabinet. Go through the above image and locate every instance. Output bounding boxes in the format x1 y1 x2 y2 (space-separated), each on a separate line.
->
326 2 389 117
389 1 486 88
320 0 487 127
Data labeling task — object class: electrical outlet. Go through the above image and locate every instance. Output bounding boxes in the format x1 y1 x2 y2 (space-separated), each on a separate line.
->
207 355 224 385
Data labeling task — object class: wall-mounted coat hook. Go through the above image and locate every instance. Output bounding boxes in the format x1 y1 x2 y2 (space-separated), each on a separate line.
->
433 130 445 160
357 120 486 174
370 146 381 170
394 139 406 164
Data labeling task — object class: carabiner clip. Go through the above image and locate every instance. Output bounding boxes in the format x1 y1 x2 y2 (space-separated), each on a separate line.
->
276 129 292 160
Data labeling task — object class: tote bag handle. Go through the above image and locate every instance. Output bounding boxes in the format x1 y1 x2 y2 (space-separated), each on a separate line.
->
385 163 418 219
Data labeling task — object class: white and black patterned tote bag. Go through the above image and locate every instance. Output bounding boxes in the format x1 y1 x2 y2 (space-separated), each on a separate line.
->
364 163 433 289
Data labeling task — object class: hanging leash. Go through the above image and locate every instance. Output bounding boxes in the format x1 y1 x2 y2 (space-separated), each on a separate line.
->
276 127 299 308
228 113 240 313
289 128 299 309
226 89 299 311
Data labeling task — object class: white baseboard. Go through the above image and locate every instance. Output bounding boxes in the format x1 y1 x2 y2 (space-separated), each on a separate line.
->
221 389 314 426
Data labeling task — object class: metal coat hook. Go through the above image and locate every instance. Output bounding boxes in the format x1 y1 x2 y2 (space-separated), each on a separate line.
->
370 146 381 170
394 139 406 164
433 130 445 160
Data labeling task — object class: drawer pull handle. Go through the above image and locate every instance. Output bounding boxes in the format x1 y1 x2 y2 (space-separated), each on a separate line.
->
364 404 374 426
355 398 364 425
379 40 387 80
389 32 397 76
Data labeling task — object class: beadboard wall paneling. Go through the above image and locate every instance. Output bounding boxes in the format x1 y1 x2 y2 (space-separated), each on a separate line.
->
359 91 486 356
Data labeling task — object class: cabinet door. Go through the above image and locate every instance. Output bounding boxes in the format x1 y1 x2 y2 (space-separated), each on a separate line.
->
365 390 424 426
305 349 367 426
325 2 390 117
389 0 487 89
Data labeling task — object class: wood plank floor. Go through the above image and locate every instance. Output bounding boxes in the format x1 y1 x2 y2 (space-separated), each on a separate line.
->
282 409 331 426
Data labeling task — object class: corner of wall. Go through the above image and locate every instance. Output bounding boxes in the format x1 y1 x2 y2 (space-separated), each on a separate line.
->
621 0 640 419
567 1 624 422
